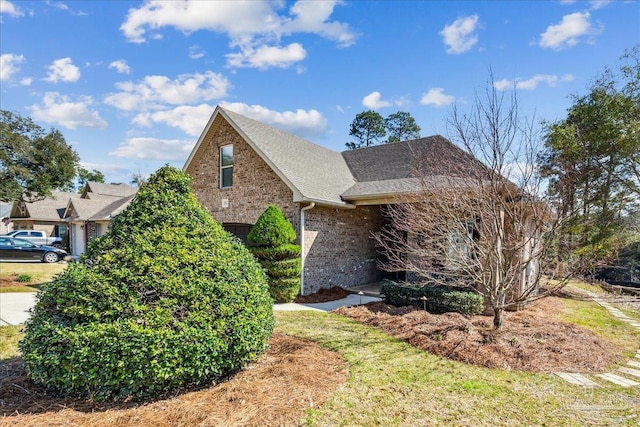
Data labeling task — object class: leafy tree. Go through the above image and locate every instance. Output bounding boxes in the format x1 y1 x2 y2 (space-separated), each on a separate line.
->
76 167 105 192
20 165 274 400
385 111 421 143
539 46 640 263
248 205 301 302
0 110 79 202
346 110 386 149
130 170 148 188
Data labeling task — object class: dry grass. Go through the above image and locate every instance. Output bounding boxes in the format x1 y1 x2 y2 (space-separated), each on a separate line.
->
0 262 67 293
0 333 349 426
335 296 620 373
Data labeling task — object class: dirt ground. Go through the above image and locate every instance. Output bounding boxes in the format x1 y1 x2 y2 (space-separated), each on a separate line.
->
335 295 621 373
0 333 349 427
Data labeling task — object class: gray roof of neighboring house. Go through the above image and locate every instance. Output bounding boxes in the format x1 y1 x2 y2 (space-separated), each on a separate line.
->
184 106 489 207
11 192 82 221
0 203 12 219
66 194 134 221
83 182 137 198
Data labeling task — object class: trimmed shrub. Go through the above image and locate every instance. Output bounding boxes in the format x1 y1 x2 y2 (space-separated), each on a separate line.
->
248 205 296 247
380 280 484 317
19 166 274 401
248 205 301 302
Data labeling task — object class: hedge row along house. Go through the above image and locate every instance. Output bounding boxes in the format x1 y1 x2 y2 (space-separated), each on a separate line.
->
184 106 541 299
8 182 136 256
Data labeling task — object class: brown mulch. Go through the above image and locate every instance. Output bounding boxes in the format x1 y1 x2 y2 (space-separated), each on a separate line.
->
334 296 621 373
294 286 351 303
0 333 349 427
0 276 21 288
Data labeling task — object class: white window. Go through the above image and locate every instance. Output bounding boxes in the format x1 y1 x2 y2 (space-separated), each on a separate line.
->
220 145 233 189
447 220 476 269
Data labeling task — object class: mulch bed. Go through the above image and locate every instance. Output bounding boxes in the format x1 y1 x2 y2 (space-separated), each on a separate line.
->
0 333 349 426
294 286 351 303
334 296 620 373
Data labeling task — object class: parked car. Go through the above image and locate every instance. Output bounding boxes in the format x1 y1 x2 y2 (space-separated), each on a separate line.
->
0 237 68 263
3 230 64 248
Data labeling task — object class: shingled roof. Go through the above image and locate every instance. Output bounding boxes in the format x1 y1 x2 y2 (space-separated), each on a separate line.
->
82 182 137 199
10 192 82 221
185 106 488 207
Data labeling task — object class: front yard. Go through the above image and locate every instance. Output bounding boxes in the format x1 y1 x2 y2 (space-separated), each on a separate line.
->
1 284 639 426
0 262 67 293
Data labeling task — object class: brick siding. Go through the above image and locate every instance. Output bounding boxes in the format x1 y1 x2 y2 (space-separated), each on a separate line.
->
188 115 385 295
189 117 300 233
302 204 384 293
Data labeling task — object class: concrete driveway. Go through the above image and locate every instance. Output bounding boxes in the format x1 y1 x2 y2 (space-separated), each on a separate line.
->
0 292 36 326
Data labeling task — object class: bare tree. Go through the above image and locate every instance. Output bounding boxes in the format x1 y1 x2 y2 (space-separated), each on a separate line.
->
374 76 576 329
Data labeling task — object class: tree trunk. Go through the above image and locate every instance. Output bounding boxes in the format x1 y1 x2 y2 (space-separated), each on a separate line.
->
493 307 503 329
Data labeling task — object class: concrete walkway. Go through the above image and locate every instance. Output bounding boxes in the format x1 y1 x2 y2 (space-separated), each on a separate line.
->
555 290 640 388
0 291 381 325
0 292 36 326
274 293 382 312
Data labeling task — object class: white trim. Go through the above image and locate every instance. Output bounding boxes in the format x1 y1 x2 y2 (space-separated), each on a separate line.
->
300 202 315 296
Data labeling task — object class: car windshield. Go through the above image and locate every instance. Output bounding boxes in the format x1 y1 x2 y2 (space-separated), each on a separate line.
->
12 238 36 248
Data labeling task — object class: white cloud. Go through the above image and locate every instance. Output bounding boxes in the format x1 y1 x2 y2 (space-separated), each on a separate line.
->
440 15 479 54
120 0 356 69
30 92 107 129
109 137 195 161
494 74 574 90
109 59 131 74
20 77 33 86
220 102 328 139
104 71 230 112
0 53 24 81
362 91 392 109
132 104 216 136
0 0 24 18
420 88 455 107
188 45 205 59
226 43 307 69
539 12 598 50
45 57 81 82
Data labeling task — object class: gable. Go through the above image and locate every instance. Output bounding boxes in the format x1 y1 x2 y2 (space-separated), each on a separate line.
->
184 106 355 208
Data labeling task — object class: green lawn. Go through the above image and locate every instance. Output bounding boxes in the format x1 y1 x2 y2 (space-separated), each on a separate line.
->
0 262 67 292
2 282 638 426
275 309 639 427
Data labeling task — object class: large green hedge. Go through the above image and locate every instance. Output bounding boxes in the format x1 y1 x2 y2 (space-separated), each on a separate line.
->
19 166 274 401
248 205 301 302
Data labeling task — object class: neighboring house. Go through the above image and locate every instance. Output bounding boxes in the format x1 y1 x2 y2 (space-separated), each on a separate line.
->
184 106 503 295
8 182 136 256
0 202 13 234
9 192 82 242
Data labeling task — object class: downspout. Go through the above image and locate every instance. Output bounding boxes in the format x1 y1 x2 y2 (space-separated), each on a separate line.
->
300 202 315 296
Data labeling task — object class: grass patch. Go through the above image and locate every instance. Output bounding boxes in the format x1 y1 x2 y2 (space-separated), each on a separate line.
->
0 262 67 293
0 326 23 360
276 311 640 426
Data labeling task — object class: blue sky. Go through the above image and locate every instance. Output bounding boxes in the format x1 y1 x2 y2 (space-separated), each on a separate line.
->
1 0 639 184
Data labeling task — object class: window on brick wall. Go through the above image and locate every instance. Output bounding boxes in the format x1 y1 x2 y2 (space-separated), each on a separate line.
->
220 145 233 188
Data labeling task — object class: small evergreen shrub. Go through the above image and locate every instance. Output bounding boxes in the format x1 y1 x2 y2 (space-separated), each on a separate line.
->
248 205 301 302
19 166 274 401
381 280 484 316
248 205 296 247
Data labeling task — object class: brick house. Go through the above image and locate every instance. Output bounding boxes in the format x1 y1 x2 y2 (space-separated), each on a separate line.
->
184 106 493 295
